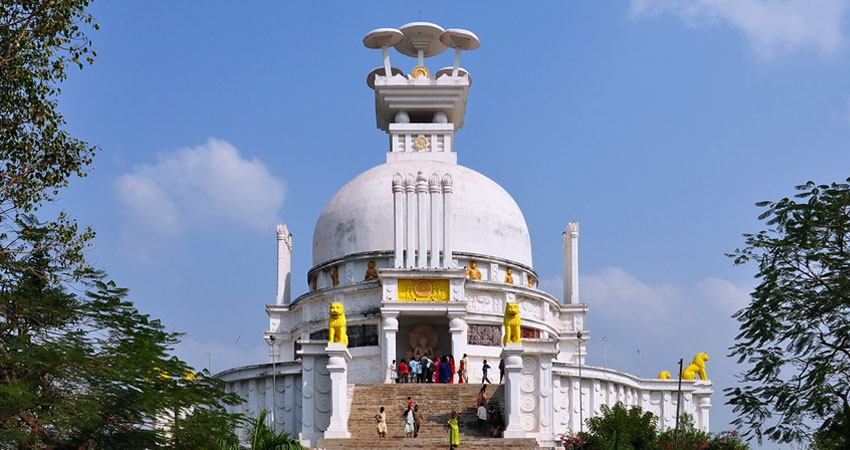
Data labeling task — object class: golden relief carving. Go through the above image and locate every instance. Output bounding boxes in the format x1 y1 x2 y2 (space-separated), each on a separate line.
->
331 266 339 286
413 135 429 150
504 268 514 284
398 279 450 301
411 65 430 78
465 261 482 280
364 260 379 281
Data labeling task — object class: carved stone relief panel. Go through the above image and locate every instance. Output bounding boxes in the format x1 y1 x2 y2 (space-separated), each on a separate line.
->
466 289 501 314
467 324 501 346
519 297 542 321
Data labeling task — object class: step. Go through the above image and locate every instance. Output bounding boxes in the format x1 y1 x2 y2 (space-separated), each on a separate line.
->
315 437 543 450
346 383 506 439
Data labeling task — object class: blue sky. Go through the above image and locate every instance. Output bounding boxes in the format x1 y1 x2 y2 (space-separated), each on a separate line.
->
54 1 850 446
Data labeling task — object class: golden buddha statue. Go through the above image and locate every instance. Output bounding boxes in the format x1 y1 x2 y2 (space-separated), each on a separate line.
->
465 261 482 280
331 266 339 286
364 260 379 281
505 268 514 284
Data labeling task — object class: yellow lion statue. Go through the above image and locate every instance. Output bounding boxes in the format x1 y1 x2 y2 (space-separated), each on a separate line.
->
682 352 709 380
503 302 521 344
657 371 671 379
328 302 348 346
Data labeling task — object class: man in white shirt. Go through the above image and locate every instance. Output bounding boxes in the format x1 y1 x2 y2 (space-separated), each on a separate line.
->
420 355 432 383
409 358 421 383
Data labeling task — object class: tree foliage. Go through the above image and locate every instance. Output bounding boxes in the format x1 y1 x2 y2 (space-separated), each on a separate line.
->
727 179 850 446
579 402 659 450
220 410 304 450
0 1 246 447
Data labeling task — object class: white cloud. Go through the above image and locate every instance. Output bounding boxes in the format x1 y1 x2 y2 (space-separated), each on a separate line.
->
630 0 848 57
582 267 685 320
116 138 285 237
694 276 751 312
540 267 751 326
543 267 752 429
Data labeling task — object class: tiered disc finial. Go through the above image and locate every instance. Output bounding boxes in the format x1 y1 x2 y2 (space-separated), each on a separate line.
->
363 28 404 48
394 22 447 58
439 29 480 50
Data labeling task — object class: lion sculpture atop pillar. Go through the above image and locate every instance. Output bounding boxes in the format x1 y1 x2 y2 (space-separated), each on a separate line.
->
503 302 521 344
328 302 348 346
682 352 709 380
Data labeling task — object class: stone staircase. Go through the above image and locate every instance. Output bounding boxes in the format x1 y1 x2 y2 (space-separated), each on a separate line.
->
315 383 542 449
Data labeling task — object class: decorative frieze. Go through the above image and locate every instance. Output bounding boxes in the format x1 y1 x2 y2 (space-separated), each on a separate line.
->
467 324 501 346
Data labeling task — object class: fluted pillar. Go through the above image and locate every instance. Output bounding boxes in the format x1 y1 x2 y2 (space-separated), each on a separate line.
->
405 174 416 268
429 173 441 268
416 171 428 268
442 174 453 267
275 224 292 305
563 222 579 304
392 174 404 268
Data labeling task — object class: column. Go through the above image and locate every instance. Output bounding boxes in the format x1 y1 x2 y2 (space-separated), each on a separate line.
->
538 352 556 437
265 374 275 431
442 174 453 267
429 173 441 268
416 171 428 268
563 222 579 304
382 311 399 383
405 174 416 268
448 312 467 362
393 174 404 268
696 393 711 431
297 341 326 447
501 343 525 438
275 225 292 305
324 343 352 438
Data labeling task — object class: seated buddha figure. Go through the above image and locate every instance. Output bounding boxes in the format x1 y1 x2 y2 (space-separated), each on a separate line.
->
465 261 483 280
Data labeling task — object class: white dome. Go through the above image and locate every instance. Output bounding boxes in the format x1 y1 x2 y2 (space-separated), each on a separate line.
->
312 160 532 267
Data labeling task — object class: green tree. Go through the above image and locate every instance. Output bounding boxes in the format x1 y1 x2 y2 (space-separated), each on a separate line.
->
244 410 304 450
580 402 659 450
0 1 245 448
656 413 710 450
727 179 850 447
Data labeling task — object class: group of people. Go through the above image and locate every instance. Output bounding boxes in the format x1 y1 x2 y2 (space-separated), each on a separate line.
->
375 385 503 447
375 396 462 448
391 353 471 384
476 385 505 438
373 397 430 440
391 355 507 385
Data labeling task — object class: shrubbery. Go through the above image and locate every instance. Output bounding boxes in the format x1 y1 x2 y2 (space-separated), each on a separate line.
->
558 404 750 450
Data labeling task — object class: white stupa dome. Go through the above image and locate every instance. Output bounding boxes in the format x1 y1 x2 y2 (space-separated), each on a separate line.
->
312 159 532 268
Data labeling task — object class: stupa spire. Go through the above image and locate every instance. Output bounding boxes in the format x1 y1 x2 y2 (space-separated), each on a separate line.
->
363 23 479 164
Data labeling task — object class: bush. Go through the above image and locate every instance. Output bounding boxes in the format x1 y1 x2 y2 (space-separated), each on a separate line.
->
708 430 748 450
580 402 658 450
560 430 587 450
657 414 710 450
